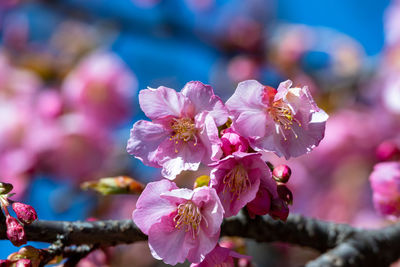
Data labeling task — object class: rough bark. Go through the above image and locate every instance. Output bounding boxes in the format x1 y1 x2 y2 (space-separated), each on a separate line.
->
0 213 399 267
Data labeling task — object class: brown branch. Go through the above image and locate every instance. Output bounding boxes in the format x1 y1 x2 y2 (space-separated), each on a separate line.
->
0 213 399 267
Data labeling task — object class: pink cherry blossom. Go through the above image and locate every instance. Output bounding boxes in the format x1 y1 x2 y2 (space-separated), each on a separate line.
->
62 51 137 126
190 244 252 267
127 81 229 179
210 152 277 217
369 161 400 218
132 179 224 265
226 80 328 159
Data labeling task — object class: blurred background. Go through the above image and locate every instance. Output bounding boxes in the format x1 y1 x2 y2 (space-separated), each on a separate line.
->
1 0 399 266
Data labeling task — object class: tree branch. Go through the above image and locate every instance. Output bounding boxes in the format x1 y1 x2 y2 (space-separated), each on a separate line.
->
0 214 399 267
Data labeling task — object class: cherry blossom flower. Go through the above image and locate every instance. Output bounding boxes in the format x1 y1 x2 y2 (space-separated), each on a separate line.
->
190 244 252 267
369 161 400 218
62 51 137 126
210 152 277 217
132 179 224 265
127 81 229 179
226 80 328 159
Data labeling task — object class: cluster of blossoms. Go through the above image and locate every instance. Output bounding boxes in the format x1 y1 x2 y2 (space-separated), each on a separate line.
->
127 80 328 265
0 182 38 249
0 50 136 194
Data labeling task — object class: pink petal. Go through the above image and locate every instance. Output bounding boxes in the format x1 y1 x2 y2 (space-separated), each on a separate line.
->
161 188 194 204
225 80 265 114
274 80 293 100
139 86 189 120
158 139 205 179
253 109 328 159
186 230 221 264
197 112 223 162
132 179 178 235
127 120 169 167
233 110 268 138
148 214 191 265
181 81 229 126
192 187 224 236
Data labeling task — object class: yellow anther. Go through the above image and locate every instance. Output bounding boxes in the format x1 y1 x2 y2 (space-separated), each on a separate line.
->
173 201 206 239
223 164 251 199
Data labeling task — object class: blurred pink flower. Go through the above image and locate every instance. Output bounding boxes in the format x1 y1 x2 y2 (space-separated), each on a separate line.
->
370 161 400 218
226 80 328 159
36 90 63 119
210 152 277 217
76 248 112 267
39 113 111 181
190 244 252 267
127 81 228 179
385 0 400 46
62 51 137 126
132 179 224 265
0 54 41 105
382 76 400 114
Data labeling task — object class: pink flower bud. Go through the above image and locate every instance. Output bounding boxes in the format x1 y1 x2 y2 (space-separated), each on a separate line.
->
6 215 26 247
277 184 293 205
15 259 31 267
12 203 38 225
220 128 249 156
272 165 291 183
269 198 289 221
376 141 400 161
246 185 271 219
0 260 11 267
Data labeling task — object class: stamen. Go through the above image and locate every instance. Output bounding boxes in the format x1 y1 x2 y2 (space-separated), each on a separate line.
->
223 164 251 200
267 100 301 140
173 201 203 239
170 118 197 152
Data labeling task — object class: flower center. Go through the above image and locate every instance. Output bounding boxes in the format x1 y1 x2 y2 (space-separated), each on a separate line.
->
173 201 206 239
267 100 301 140
223 164 251 199
170 118 197 152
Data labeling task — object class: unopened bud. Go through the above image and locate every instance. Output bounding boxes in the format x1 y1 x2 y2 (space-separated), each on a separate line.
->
0 183 13 195
12 203 38 225
376 141 400 161
194 175 210 188
246 186 271 218
15 259 31 267
277 184 293 205
81 176 144 195
17 246 40 261
272 165 291 183
0 260 11 267
6 215 26 247
269 198 289 221
220 128 249 156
